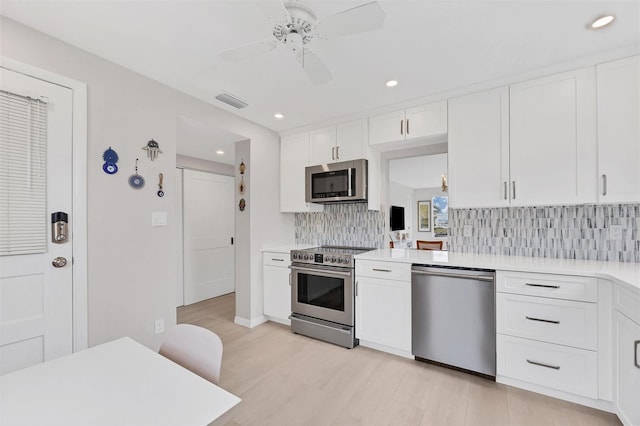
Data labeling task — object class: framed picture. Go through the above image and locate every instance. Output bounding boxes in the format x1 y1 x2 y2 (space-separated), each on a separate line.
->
417 200 432 232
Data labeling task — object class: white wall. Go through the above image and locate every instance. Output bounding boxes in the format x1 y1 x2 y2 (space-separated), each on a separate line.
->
1 17 294 349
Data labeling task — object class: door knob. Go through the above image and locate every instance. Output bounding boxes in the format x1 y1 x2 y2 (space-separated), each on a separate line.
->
52 257 68 268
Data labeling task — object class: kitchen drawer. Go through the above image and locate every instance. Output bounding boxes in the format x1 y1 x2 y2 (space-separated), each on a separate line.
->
263 252 291 267
497 293 597 350
614 283 640 325
355 260 411 282
497 334 598 398
497 271 597 302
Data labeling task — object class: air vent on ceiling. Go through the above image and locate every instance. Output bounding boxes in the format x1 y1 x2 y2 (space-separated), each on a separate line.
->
215 92 248 109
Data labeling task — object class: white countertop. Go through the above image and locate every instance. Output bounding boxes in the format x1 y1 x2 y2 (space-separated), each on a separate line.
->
355 249 640 291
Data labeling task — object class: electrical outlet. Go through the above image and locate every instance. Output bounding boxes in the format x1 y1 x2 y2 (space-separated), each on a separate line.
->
154 319 164 334
610 225 623 239
463 225 473 237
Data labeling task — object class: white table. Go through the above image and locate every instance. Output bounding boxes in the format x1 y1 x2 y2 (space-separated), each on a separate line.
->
0 337 241 425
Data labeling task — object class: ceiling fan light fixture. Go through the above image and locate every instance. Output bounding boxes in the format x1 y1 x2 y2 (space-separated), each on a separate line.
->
274 113 284 119
590 15 615 29
385 80 398 87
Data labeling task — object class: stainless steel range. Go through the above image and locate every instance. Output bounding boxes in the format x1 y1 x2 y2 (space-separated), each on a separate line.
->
289 246 372 348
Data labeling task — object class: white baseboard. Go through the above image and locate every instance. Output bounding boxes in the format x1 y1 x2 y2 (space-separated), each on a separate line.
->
234 315 268 329
496 375 615 413
264 316 291 327
358 340 413 359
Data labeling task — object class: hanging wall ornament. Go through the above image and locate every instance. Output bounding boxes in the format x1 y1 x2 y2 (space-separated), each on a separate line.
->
239 198 246 212
128 159 145 189
157 173 164 197
142 139 162 161
239 176 245 194
239 159 246 175
102 147 119 174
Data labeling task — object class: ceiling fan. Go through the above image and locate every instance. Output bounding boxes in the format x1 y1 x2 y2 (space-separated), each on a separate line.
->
220 1 386 85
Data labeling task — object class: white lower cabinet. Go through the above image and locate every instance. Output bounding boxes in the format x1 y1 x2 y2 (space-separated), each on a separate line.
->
263 252 292 325
496 271 599 399
614 284 640 426
355 260 411 357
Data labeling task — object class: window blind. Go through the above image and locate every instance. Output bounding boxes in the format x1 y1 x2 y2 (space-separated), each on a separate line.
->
0 90 48 256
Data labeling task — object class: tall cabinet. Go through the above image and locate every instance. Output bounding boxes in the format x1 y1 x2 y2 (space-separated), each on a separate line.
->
596 55 640 203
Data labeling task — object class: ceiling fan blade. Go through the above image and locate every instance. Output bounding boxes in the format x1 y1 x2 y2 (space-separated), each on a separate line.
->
220 39 279 62
318 1 386 38
298 51 333 85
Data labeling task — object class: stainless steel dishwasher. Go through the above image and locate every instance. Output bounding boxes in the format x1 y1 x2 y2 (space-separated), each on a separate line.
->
411 265 496 378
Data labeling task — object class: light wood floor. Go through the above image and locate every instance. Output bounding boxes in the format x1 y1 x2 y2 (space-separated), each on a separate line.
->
178 293 619 426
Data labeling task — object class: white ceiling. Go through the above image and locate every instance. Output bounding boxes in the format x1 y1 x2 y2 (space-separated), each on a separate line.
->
389 154 447 189
2 1 639 134
176 116 246 164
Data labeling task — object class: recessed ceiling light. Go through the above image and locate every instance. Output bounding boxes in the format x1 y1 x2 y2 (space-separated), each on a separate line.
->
385 80 398 88
590 15 615 29
274 113 284 119
216 150 224 155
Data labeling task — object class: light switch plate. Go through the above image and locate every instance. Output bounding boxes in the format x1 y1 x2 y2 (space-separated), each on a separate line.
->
152 212 167 227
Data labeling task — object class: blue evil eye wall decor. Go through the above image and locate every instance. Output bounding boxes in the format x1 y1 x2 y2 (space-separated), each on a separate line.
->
128 158 145 189
102 147 119 174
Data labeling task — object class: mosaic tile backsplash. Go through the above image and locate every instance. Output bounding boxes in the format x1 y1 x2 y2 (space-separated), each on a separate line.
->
448 204 640 263
295 203 385 249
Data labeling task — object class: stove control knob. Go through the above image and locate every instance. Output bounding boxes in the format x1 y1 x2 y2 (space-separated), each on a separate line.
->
292 254 297 260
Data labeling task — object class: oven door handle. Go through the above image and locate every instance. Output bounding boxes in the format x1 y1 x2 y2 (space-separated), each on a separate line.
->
289 314 352 335
289 265 353 277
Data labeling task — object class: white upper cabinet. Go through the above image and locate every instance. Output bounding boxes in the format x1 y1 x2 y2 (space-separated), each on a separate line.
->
509 67 597 206
369 101 447 146
280 132 323 213
597 55 640 203
448 87 510 208
309 126 337 164
309 119 367 165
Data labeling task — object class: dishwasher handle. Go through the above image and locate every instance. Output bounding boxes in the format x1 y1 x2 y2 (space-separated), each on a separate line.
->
412 269 494 282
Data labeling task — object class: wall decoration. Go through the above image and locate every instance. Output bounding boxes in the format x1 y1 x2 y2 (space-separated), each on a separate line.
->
418 200 432 232
128 159 145 189
157 173 164 197
239 198 246 211
102 147 119 174
239 176 245 194
239 159 246 175
142 139 162 161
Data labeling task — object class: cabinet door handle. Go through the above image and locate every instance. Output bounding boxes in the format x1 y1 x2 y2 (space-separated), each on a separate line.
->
635 340 640 369
355 281 358 297
512 181 516 200
372 268 392 272
336 145 340 160
525 282 560 289
406 119 410 134
331 146 335 161
271 258 284 262
503 181 508 200
602 174 607 196
527 359 560 370
400 119 404 135
526 316 560 325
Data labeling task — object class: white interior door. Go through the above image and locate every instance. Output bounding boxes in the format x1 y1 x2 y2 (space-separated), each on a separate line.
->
183 170 235 305
0 68 73 374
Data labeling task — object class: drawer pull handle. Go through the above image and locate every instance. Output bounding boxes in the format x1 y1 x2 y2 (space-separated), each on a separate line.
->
372 268 392 272
525 283 560 289
526 359 560 370
635 340 640 369
272 258 285 262
526 316 560 325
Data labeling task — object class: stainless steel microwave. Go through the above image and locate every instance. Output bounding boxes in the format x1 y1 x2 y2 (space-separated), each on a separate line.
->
305 159 368 204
